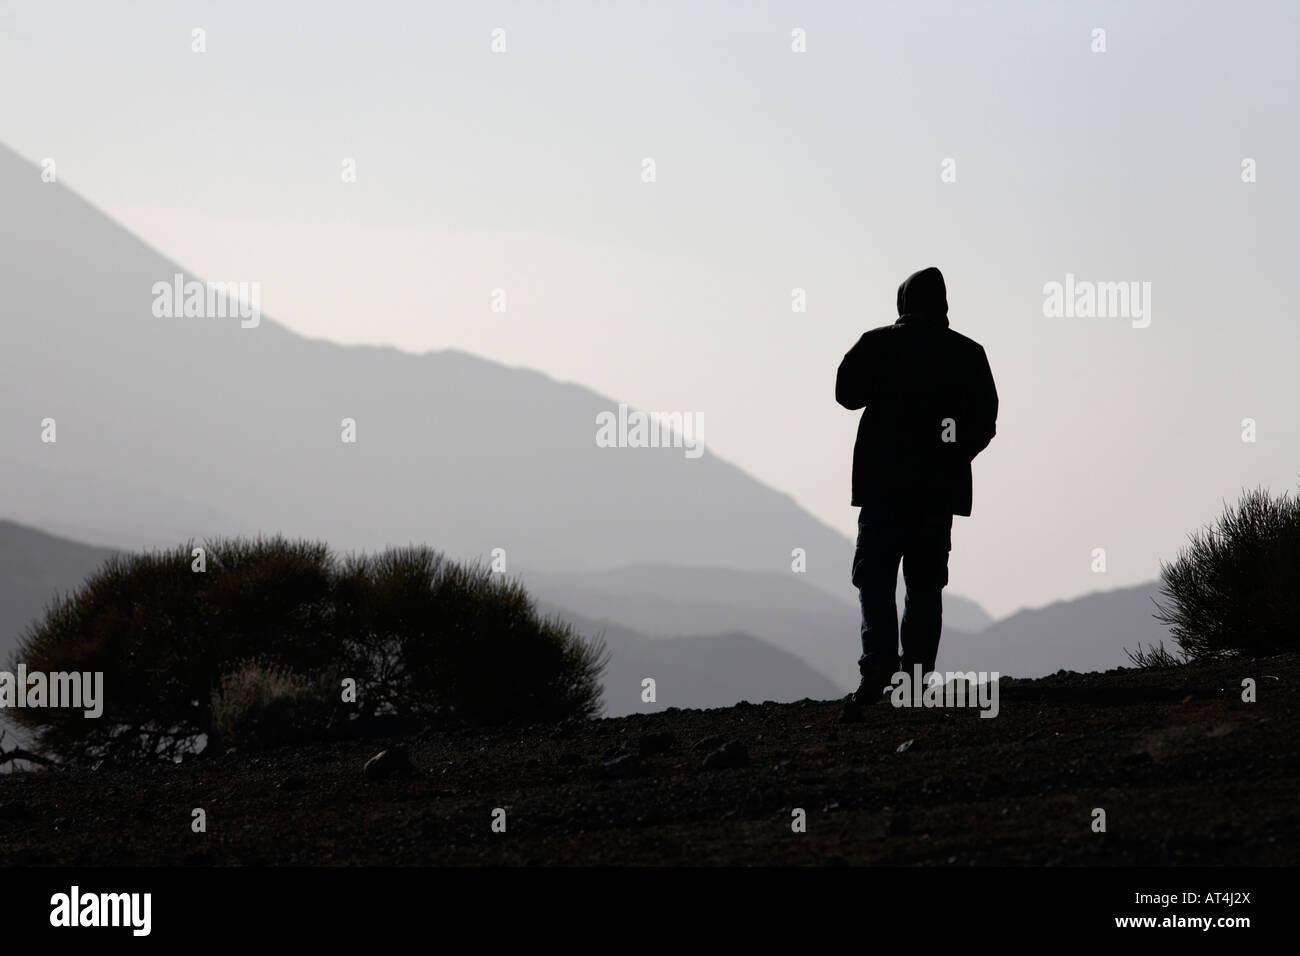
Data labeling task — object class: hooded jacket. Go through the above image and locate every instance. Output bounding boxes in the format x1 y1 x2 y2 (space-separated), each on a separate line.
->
836 267 998 517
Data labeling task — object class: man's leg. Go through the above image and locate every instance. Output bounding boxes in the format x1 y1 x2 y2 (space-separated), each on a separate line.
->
899 513 953 681
851 513 904 694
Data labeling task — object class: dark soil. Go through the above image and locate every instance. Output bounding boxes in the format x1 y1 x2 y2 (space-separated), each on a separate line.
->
2 653 1297 865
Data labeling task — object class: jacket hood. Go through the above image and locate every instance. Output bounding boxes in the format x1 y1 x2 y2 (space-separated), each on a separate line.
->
896 267 949 324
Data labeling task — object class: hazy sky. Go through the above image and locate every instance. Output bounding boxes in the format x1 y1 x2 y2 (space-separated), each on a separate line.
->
3 0 1297 617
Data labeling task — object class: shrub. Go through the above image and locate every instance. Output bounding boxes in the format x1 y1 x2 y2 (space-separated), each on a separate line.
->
1128 485 1300 666
8 537 605 763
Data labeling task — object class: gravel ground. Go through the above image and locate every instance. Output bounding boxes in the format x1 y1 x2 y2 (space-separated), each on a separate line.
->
1 652 1296 866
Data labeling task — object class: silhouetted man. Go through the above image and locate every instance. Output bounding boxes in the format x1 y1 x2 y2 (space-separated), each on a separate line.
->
836 267 997 713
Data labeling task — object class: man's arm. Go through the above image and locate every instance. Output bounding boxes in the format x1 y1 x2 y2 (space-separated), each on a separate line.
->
963 346 998 460
836 333 875 410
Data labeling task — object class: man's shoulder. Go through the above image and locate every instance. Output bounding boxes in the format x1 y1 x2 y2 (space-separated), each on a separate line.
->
856 323 987 356
858 323 904 344
941 327 987 355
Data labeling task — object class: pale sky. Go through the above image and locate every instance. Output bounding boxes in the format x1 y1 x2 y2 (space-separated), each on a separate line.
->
2 0 1297 618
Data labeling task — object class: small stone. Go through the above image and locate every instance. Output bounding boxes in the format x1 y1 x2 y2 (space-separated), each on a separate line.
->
363 746 413 781
602 754 642 779
703 741 749 770
279 773 308 791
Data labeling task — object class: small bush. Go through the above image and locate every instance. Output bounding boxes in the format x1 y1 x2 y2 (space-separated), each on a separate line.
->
1124 641 1185 669
210 660 341 751
1129 485 1300 666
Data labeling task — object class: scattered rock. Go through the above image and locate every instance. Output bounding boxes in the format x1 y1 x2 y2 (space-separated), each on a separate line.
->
694 734 725 752
279 773 308 791
703 741 749 770
638 732 676 756
363 746 413 781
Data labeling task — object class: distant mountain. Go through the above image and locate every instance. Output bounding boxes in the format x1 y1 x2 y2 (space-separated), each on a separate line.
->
2 457 237 553
938 581 1174 679
537 602 841 715
0 139 985 614
0 520 117 662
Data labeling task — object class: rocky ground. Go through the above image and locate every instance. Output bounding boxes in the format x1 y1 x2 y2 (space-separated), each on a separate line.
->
1 652 1296 866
